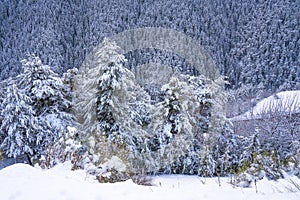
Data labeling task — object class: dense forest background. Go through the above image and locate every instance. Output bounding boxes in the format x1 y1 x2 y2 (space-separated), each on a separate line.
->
0 0 300 183
1 0 299 93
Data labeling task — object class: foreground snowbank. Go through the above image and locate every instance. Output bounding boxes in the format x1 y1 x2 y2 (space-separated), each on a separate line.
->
0 162 300 200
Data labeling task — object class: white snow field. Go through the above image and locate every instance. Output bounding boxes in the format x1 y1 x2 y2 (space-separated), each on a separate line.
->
230 90 300 121
0 162 300 200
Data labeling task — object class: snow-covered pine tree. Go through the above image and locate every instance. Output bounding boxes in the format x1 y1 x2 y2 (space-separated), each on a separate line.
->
20 56 70 114
117 73 227 176
74 38 150 134
0 82 4 140
214 122 249 176
185 75 226 176
144 75 216 175
94 40 151 146
0 84 38 160
17 55 73 157
198 76 227 176
62 68 78 105
96 54 152 175
73 38 151 178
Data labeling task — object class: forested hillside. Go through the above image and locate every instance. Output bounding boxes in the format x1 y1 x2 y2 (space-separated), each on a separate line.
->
1 1 300 189
1 0 299 91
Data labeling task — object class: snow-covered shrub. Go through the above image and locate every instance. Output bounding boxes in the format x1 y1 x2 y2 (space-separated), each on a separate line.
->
287 141 300 177
225 132 300 187
232 172 254 188
214 122 252 176
40 126 83 169
95 156 130 183
253 150 283 180
221 133 285 185
232 150 283 188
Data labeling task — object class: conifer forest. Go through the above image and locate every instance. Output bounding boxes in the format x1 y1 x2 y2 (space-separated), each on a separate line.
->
0 0 300 189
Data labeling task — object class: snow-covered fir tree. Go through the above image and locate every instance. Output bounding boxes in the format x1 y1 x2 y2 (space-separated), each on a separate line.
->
0 55 73 161
18 55 73 155
74 38 150 134
94 39 151 146
145 76 196 173
62 68 78 105
20 56 70 116
0 84 38 159
74 39 151 176
139 74 225 175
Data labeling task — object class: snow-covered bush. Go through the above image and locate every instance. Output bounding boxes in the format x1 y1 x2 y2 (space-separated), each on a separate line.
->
95 155 130 183
40 126 83 169
232 151 283 187
287 141 300 177
214 122 251 176
216 130 289 185
232 172 254 188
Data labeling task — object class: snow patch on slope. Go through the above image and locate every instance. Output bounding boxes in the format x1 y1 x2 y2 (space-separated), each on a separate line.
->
230 90 300 121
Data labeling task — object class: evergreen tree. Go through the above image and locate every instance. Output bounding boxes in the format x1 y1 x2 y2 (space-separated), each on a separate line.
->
0 84 38 159
62 68 78 105
74 39 151 175
145 76 195 173
19 56 73 155
0 55 74 160
20 55 71 116
142 75 222 175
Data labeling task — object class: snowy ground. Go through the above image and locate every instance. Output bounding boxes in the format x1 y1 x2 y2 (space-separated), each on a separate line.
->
0 162 300 200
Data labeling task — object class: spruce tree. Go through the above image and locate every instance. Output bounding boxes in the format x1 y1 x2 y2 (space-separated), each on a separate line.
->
20 56 73 154
0 55 74 160
0 84 38 160
74 39 151 176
